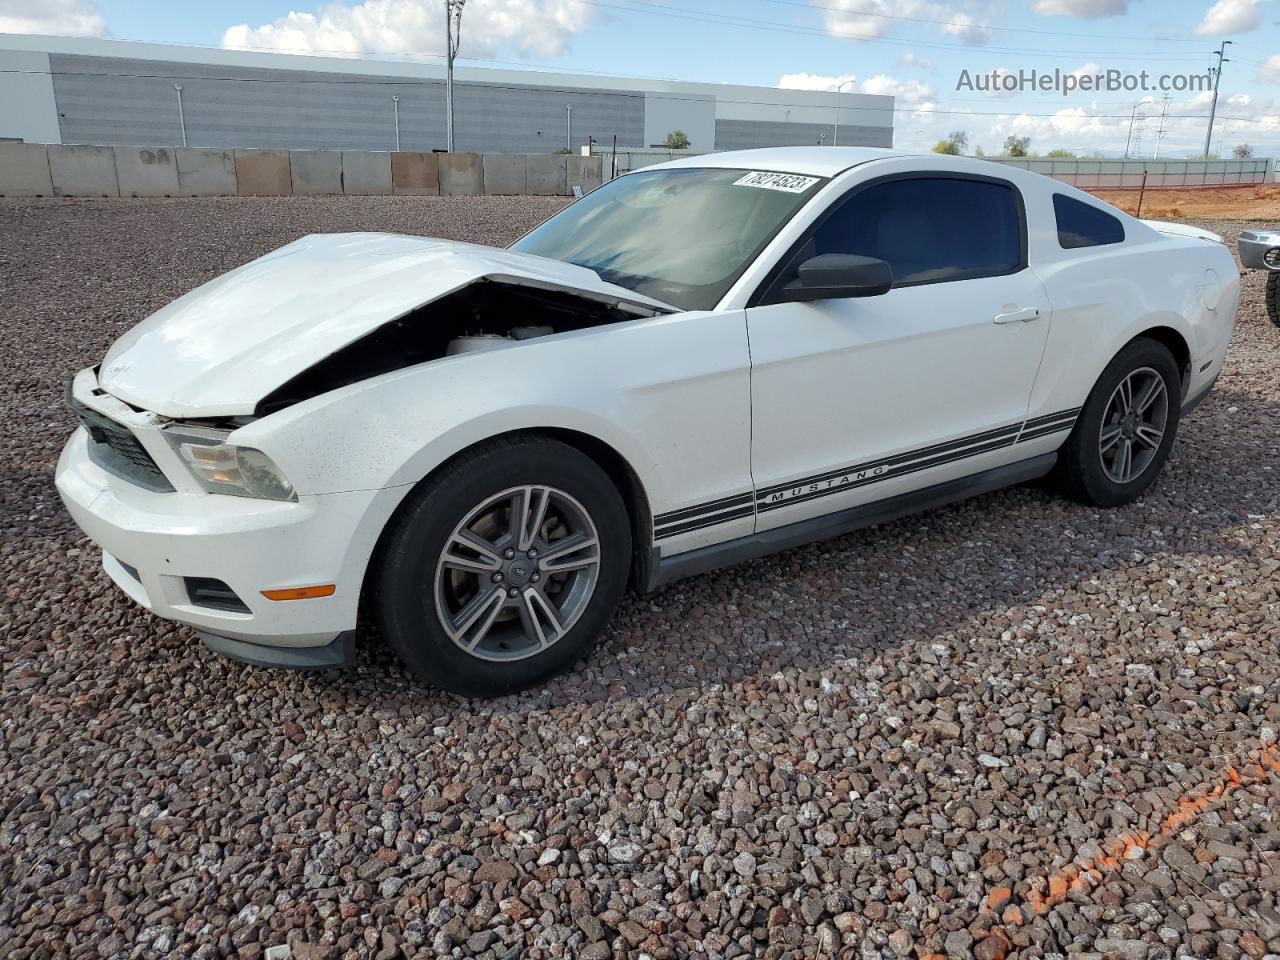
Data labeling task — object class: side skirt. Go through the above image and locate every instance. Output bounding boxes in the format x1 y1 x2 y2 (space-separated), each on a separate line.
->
642 453 1057 592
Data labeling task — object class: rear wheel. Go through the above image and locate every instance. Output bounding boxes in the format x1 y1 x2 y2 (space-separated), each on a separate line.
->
1053 338 1181 507
1267 271 1278 327
374 437 631 696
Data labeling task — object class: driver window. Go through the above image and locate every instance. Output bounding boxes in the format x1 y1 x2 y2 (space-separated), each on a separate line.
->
811 177 1024 286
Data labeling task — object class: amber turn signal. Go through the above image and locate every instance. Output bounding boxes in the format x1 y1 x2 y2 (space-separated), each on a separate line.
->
261 584 336 601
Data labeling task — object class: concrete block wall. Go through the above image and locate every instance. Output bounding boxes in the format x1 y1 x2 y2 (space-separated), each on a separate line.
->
176 149 236 196
235 150 292 196
290 150 343 195
0 142 54 195
391 153 439 195
114 147 178 197
0 143 605 198
342 152 392 195
47 144 117 197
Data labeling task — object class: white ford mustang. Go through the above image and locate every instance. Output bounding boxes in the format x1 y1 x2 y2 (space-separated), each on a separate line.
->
57 147 1238 695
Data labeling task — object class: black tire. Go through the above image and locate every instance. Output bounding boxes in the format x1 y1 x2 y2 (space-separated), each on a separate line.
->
1053 338 1182 508
1267 271 1279 327
373 436 631 697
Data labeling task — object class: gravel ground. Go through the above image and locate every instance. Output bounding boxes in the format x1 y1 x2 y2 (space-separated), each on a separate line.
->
2 197 1279 960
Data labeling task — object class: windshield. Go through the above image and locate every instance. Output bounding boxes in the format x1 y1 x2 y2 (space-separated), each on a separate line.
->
510 167 825 311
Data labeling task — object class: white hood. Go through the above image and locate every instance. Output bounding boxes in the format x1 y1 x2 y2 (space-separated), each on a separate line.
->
98 233 672 418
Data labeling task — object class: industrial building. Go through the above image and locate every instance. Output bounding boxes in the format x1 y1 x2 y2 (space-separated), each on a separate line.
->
0 34 895 154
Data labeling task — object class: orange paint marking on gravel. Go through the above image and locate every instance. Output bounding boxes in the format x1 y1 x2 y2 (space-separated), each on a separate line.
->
970 742 1280 953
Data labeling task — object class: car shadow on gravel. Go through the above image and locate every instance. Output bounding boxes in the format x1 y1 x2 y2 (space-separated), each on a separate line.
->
301 385 1279 715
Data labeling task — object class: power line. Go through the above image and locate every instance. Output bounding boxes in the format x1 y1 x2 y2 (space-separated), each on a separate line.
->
578 0 1215 61
740 0 1212 42
696 0 1213 44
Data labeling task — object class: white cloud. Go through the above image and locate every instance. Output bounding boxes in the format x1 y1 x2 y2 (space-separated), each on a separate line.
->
818 0 991 46
1194 0 1260 34
222 0 596 60
897 51 935 71
1031 0 1126 17
777 72 858 92
0 0 106 36
1261 54 1280 83
777 71 935 104
859 74 934 102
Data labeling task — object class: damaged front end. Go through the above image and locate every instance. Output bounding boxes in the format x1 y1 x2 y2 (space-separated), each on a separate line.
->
258 275 664 415
95 232 673 421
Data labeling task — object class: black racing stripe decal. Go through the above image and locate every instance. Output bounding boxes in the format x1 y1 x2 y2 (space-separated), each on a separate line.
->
653 407 1083 538
758 433 1018 513
654 505 755 541
1017 422 1075 443
654 491 755 528
756 422 1024 499
1023 407 1081 429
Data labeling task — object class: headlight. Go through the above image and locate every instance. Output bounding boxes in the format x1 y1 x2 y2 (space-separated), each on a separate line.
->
164 426 296 501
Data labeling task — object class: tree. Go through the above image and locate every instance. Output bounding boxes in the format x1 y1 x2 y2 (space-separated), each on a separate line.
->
1003 135 1031 157
1047 148 1075 158
1233 143 1253 159
663 130 691 150
932 130 968 155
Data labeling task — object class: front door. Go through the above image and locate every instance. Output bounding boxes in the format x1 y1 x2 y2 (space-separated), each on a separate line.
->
747 173 1052 531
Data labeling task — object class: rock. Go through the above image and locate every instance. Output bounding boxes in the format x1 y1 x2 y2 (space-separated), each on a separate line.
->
944 929 974 957
1093 939 1147 960
473 861 517 884
889 929 914 955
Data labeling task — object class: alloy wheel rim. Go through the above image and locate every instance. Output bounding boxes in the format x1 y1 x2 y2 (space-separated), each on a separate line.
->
1098 366 1169 485
434 485 601 662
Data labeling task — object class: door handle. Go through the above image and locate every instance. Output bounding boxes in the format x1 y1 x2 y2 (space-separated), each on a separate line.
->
993 307 1042 324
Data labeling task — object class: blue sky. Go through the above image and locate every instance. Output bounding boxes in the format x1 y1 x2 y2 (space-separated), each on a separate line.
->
8 0 1280 156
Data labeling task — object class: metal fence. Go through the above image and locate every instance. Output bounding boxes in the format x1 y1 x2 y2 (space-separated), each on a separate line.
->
590 145 1277 187
588 145 709 178
982 156 1274 188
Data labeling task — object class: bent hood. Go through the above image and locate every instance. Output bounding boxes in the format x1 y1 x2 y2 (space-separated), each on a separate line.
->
98 233 673 418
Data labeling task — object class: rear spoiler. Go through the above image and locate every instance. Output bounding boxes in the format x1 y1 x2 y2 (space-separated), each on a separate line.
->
1140 219 1224 243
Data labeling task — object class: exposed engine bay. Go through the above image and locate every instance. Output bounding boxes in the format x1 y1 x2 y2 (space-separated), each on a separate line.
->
257 277 663 415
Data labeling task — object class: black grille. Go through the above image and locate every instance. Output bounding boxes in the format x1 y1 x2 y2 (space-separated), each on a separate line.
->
185 577 251 613
69 392 174 492
1266 247 1280 268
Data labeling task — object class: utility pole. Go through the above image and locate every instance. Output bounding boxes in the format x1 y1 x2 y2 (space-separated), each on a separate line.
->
565 104 573 151
444 0 465 151
1123 102 1140 158
174 84 187 147
1203 40 1231 158
832 78 855 147
392 95 401 151
1153 95 1170 159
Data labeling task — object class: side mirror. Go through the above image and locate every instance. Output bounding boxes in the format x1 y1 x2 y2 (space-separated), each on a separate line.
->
779 253 893 302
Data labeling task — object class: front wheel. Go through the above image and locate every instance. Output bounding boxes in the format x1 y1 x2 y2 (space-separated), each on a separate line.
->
1267 271 1278 327
1053 338 1182 507
373 437 631 696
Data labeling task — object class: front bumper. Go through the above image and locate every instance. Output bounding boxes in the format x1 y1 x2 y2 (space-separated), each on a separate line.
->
1238 230 1280 271
56 371 406 664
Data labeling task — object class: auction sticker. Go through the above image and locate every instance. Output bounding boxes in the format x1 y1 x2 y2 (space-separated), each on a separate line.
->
733 171 819 193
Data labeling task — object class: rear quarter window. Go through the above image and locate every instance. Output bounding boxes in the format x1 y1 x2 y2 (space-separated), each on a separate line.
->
1053 194 1125 249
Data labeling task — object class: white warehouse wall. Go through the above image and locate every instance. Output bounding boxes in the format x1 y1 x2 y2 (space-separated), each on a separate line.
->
643 93 716 150
0 49 62 143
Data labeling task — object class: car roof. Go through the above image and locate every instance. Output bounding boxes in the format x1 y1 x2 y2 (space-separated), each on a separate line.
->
646 146 904 178
642 146 1072 184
